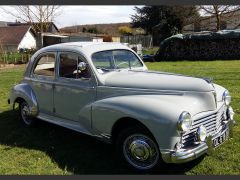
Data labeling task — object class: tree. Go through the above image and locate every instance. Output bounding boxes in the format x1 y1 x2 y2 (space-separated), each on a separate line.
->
87 27 99 34
0 6 61 33
131 6 199 38
199 5 240 31
82 27 87 32
118 26 133 35
132 28 145 35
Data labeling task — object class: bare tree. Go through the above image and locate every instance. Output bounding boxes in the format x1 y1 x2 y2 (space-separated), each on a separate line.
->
199 5 240 31
0 6 61 33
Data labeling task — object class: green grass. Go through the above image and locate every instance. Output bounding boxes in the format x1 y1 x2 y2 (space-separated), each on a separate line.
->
0 60 239 175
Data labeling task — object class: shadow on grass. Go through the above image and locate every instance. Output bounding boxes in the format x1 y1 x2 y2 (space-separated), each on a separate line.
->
0 110 205 175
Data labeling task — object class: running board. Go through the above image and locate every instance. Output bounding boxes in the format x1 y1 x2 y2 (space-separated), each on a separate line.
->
37 113 92 136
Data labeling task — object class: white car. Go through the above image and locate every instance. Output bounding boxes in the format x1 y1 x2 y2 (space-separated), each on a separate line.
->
9 42 235 171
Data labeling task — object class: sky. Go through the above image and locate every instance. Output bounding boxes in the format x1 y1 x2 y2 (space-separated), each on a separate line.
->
0 6 142 28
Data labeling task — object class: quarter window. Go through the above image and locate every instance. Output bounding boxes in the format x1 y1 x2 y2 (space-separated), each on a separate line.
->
33 54 55 77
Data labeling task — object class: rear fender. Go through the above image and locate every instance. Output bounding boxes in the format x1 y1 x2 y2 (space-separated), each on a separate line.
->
10 83 38 117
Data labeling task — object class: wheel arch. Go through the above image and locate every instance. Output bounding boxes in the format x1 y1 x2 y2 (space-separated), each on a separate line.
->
10 83 39 117
111 117 157 145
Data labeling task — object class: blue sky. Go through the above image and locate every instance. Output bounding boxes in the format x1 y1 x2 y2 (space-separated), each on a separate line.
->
0 6 142 28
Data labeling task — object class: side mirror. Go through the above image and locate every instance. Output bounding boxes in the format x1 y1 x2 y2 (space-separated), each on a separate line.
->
78 62 87 71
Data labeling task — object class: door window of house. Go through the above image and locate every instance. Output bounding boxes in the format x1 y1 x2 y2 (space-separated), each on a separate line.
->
194 22 201 32
220 21 227 30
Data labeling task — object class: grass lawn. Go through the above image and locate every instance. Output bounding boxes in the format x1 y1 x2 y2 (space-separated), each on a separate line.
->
0 61 239 175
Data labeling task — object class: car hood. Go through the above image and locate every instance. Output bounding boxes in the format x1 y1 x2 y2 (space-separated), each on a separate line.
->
102 70 214 92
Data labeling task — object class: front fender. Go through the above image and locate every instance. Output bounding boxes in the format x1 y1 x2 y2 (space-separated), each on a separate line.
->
92 95 184 150
10 83 38 117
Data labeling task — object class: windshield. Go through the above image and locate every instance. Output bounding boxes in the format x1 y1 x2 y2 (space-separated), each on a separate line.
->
92 50 143 73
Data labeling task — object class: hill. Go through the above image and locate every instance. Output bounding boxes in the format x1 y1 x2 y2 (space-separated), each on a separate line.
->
60 22 132 36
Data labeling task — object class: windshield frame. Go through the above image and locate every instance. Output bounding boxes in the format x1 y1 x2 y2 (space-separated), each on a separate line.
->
91 49 144 74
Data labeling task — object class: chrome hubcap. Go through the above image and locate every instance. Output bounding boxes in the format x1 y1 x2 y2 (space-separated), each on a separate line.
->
129 139 151 161
123 134 159 170
21 103 32 125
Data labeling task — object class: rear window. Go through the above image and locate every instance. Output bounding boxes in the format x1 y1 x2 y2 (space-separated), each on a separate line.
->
33 54 55 77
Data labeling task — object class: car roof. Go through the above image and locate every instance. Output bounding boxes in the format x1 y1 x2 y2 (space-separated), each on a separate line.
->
25 42 137 77
38 42 131 56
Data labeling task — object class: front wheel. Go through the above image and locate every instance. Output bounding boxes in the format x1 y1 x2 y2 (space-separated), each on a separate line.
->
116 127 160 171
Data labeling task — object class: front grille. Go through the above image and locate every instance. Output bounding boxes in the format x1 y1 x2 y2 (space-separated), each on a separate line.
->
182 105 226 146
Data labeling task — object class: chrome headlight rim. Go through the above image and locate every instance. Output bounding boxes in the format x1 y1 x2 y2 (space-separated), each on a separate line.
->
223 90 231 106
177 111 192 133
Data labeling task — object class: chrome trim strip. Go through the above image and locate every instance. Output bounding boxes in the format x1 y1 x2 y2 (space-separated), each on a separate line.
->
97 85 184 95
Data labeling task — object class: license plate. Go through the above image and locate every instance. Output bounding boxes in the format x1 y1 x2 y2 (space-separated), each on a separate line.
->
212 128 229 148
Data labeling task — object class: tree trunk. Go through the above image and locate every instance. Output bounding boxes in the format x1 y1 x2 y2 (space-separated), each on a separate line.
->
216 14 220 31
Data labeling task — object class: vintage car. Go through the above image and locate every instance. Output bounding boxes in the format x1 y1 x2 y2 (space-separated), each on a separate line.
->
8 42 235 171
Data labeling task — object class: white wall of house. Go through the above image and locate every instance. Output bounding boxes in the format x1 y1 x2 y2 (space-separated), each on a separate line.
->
92 38 103 42
18 30 36 50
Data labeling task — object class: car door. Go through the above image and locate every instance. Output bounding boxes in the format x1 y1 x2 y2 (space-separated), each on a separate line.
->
53 51 96 130
29 52 56 115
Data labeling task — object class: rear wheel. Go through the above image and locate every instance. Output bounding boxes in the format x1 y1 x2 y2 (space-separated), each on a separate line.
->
116 126 160 172
19 101 37 127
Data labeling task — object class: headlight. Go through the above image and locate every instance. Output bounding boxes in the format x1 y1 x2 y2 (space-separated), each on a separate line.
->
197 125 207 142
223 90 231 106
177 111 192 132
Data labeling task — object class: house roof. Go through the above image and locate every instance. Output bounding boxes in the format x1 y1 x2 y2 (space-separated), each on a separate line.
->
8 22 59 33
0 25 31 45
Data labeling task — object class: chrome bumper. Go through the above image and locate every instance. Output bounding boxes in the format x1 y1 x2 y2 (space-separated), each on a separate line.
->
161 120 234 164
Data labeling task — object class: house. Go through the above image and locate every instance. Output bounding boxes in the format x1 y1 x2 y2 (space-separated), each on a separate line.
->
8 22 59 33
112 36 121 42
0 21 61 51
183 9 240 33
0 21 8 27
0 25 36 52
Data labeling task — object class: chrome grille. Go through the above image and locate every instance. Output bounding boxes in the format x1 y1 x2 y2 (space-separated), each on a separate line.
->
182 105 226 146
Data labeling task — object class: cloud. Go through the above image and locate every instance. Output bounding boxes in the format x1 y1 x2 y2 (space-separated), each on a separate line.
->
0 6 143 28
55 6 140 28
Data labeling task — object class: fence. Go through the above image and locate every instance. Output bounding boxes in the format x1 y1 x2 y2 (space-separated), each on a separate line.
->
0 52 32 64
120 35 153 48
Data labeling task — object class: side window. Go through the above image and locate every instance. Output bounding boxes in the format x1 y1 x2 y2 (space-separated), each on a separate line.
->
33 54 55 77
59 53 91 79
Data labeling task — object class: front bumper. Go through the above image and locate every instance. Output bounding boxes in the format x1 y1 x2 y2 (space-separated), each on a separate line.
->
161 119 235 164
